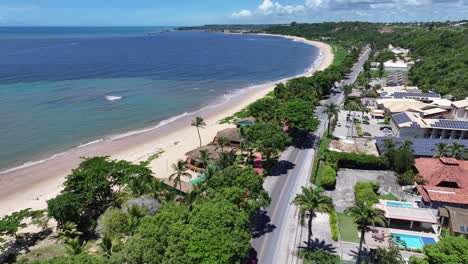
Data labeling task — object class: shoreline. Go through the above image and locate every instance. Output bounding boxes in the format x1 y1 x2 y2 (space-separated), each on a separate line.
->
0 34 334 217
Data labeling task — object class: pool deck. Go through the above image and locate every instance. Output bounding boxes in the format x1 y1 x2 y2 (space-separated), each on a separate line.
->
364 227 438 250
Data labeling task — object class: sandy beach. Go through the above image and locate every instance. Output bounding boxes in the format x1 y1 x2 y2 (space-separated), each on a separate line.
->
0 35 333 217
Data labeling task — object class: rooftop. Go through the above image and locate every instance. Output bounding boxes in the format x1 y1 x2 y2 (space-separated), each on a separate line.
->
452 99 468 109
215 128 241 142
391 112 468 130
438 206 468 235
375 137 468 157
416 158 468 205
375 203 437 224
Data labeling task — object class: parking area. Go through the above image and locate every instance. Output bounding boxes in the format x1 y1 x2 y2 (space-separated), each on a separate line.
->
334 110 391 139
326 169 399 212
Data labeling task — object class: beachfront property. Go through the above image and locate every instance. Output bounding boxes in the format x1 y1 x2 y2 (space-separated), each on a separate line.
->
438 206 468 237
389 112 468 139
415 157 468 209
375 137 468 157
185 145 236 172
213 127 242 146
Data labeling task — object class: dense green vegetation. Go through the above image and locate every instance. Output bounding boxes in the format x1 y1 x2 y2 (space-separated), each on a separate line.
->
267 22 468 99
354 182 379 205
324 151 387 170
319 164 336 190
409 235 468 264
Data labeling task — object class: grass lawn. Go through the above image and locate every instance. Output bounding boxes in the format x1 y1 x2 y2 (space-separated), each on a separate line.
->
337 213 359 243
379 192 400 201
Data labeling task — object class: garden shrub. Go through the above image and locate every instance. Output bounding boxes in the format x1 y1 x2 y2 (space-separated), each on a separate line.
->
320 165 337 190
397 171 416 186
324 151 387 170
329 207 339 241
354 182 379 205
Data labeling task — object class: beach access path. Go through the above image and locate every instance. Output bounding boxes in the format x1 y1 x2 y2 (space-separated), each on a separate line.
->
0 35 334 218
251 46 371 264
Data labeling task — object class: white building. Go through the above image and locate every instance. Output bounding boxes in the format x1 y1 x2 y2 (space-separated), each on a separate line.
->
383 60 414 72
390 112 468 139
450 99 468 120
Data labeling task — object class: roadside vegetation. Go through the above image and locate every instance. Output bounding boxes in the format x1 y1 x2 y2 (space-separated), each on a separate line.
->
267 21 468 99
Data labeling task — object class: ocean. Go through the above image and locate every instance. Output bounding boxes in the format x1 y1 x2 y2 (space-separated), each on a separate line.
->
0 27 319 170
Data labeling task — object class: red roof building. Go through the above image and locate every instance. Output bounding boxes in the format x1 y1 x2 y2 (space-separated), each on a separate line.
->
415 158 468 209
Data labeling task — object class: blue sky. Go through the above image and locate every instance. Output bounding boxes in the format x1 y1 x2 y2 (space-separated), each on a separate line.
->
0 0 467 26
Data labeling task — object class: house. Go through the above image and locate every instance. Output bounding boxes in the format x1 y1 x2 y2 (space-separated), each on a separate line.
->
438 206 468 237
449 99 468 120
375 201 437 231
415 158 468 209
390 112 468 139
185 145 236 172
375 137 468 157
213 128 242 146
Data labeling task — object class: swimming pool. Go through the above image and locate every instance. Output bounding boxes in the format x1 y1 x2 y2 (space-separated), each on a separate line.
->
386 201 415 208
392 233 436 249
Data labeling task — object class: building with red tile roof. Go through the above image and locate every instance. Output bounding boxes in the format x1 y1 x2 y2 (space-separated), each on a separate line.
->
415 157 468 209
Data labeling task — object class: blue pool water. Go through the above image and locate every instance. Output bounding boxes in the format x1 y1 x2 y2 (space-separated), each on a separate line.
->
386 201 415 208
392 233 436 249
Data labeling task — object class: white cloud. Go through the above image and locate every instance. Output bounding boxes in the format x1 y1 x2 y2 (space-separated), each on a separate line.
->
231 9 253 18
230 0 467 22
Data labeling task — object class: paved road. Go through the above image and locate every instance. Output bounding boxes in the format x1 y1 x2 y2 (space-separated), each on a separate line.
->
252 47 371 264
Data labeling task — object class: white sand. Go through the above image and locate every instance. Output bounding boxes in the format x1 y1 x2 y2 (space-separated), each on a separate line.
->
0 35 333 217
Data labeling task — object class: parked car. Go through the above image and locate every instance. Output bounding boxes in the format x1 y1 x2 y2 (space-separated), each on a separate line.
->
363 120 370 125
363 132 372 137
337 122 342 127
380 126 392 131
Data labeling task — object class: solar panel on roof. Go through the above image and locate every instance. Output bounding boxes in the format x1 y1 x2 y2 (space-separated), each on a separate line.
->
393 113 411 124
375 137 468 157
431 120 468 130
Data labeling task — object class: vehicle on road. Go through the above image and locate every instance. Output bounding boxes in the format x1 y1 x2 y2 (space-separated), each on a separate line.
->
363 132 372 137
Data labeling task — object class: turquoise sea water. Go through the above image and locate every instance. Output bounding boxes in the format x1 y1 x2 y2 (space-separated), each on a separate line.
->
0 27 319 170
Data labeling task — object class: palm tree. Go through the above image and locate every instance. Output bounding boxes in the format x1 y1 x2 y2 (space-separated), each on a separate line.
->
399 140 413 152
433 143 451 158
292 186 333 249
216 136 230 153
451 143 467 159
127 204 145 236
345 201 386 264
145 178 161 198
198 149 212 168
324 103 339 136
191 116 206 147
169 160 192 192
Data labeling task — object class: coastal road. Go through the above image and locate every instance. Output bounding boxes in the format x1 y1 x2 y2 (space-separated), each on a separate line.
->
251 46 370 264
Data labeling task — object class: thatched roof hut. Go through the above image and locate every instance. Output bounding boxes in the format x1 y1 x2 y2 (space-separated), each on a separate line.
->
214 128 241 144
185 145 235 163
